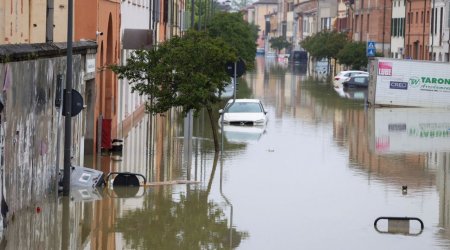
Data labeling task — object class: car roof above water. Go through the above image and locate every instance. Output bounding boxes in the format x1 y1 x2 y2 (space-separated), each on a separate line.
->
227 99 261 103
337 70 367 75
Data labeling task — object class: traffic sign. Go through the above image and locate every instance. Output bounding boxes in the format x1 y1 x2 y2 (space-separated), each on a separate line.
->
62 89 84 117
225 58 246 78
367 41 376 57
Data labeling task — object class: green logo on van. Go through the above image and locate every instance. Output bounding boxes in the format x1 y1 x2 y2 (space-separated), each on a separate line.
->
408 77 420 87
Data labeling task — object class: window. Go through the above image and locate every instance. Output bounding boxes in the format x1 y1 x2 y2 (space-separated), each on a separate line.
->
435 8 438 34
361 15 364 32
367 14 370 32
321 17 331 30
431 8 434 33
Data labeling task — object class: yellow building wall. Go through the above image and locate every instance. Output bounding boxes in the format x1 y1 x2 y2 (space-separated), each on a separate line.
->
0 0 69 44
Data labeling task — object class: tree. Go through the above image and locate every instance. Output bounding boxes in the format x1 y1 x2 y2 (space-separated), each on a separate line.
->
300 30 347 60
110 30 237 152
207 12 258 69
269 36 291 54
336 41 368 70
300 30 348 74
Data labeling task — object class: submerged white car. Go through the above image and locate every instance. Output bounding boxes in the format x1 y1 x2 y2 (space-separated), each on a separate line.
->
219 99 268 126
333 70 368 88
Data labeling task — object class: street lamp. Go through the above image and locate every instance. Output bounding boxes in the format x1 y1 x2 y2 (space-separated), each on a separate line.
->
344 0 354 38
293 13 299 50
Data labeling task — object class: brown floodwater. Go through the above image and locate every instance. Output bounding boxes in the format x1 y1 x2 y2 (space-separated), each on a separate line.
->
3 57 450 249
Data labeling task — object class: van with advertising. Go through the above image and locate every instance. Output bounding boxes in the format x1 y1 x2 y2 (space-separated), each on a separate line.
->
368 58 450 108
290 51 307 64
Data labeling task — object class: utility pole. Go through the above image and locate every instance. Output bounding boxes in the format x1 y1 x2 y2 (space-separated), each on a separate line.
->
63 0 74 196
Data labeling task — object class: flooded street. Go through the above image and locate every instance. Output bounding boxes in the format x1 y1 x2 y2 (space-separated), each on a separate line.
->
4 57 450 249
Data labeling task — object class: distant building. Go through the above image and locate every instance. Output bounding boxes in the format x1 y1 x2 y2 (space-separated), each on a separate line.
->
390 0 406 59
348 0 392 56
297 0 316 39
336 0 350 34
75 0 121 154
403 0 430 60
251 0 278 51
428 0 447 62
0 0 68 44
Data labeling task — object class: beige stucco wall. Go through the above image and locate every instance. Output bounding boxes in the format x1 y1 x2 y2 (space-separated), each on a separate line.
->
254 4 277 34
53 0 69 42
0 0 68 44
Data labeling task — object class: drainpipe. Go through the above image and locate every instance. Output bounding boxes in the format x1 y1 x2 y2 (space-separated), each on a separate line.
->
422 0 426 59
360 0 364 41
431 0 435 60
406 0 411 58
389 0 392 57
382 0 386 55
46 0 54 43
317 0 320 33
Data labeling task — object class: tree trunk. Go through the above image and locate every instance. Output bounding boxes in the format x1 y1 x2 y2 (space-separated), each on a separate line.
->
206 152 219 196
207 106 220 153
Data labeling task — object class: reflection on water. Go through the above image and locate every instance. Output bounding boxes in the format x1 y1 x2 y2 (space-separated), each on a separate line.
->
221 125 266 144
5 57 450 249
2 164 247 250
368 108 450 154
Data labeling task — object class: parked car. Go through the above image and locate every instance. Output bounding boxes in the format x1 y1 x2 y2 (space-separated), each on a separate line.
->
342 74 369 89
333 70 368 88
256 48 265 55
218 99 268 126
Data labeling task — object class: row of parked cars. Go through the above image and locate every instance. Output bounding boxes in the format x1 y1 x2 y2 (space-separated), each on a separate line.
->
333 70 369 89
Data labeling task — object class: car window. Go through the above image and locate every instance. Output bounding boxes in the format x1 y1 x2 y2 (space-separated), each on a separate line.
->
228 102 263 113
354 77 367 83
344 73 351 77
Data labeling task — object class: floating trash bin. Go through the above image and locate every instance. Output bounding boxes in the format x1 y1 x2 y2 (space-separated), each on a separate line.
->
104 172 147 198
374 216 424 236
105 172 146 187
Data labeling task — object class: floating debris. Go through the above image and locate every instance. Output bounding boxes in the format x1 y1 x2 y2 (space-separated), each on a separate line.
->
143 180 201 186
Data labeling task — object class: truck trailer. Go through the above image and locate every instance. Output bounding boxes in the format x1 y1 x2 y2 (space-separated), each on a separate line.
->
368 57 450 108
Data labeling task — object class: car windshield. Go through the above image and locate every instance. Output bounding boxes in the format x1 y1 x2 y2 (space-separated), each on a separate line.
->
227 102 263 113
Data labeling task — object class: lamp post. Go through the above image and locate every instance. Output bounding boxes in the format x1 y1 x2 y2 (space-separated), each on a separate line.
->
345 0 354 39
293 13 299 50
63 0 74 196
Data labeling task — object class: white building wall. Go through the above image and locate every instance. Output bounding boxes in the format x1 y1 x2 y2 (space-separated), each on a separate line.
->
119 1 150 135
390 0 405 58
430 0 450 61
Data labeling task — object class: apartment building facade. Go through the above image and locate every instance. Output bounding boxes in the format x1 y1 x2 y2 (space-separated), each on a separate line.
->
390 0 406 59
252 0 278 50
404 0 430 60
